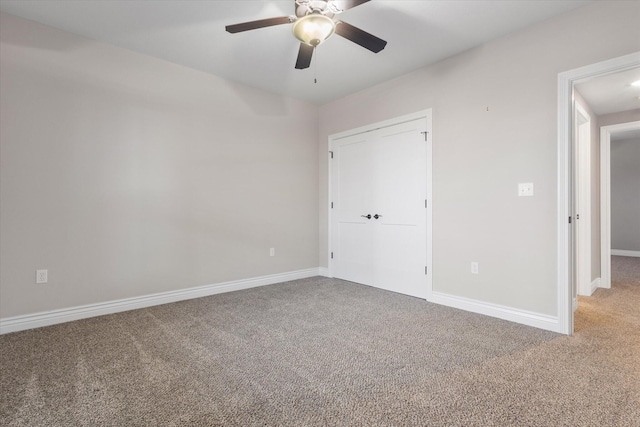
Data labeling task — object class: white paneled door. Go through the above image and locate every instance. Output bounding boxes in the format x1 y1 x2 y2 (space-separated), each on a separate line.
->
331 117 429 299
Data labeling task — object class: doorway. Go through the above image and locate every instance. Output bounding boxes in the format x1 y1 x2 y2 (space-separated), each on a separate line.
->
557 52 640 334
328 110 433 299
600 120 640 288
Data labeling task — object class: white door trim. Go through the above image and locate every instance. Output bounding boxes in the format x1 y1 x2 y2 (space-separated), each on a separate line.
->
327 109 433 297
600 120 640 288
557 51 640 335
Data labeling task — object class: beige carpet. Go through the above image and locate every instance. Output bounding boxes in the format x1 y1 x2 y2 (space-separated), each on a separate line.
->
1 257 639 426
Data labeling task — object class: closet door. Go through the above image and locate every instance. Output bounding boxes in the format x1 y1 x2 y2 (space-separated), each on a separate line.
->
331 132 375 286
331 118 428 299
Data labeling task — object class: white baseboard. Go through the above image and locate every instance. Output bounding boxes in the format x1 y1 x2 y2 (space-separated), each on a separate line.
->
591 277 601 294
611 249 640 257
318 267 331 277
429 291 560 333
0 268 321 335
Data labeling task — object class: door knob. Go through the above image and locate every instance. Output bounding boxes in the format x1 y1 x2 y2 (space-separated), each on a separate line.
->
361 214 372 219
374 214 382 219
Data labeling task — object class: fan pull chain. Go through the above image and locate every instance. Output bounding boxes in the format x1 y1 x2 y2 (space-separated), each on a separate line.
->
314 47 317 84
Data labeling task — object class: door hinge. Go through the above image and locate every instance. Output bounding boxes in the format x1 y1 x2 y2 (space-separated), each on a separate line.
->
420 131 429 141
576 214 580 220
329 151 334 159
569 216 572 224
331 252 334 259
331 202 334 209
425 199 428 208
425 266 428 275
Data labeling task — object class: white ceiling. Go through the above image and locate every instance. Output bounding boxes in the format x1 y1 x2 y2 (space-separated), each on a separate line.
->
575 67 640 116
0 0 593 105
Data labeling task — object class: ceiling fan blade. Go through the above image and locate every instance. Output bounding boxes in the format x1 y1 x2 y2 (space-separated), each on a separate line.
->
295 43 314 69
225 16 291 33
335 21 387 53
334 0 371 11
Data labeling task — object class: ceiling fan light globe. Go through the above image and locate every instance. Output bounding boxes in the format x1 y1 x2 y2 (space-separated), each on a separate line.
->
292 14 335 47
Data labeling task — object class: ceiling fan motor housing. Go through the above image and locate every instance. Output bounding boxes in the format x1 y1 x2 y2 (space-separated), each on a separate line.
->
295 0 337 18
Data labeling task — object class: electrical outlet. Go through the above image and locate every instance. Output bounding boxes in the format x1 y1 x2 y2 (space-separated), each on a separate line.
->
518 183 534 196
36 269 48 284
471 262 479 275
269 248 275 257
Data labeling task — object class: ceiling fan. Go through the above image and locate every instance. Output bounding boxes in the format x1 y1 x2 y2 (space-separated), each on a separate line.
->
225 0 387 70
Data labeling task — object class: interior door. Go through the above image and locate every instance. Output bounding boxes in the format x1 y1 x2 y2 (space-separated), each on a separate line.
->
574 102 592 298
331 118 428 299
332 132 375 286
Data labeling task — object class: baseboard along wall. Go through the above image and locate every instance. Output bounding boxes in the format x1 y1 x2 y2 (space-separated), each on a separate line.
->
429 291 560 333
2 268 559 335
318 267 331 277
611 249 640 258
0 268 323 335
591 277 601 294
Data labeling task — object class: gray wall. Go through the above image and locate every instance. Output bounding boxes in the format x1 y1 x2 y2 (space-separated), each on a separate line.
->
599 109 640 127
610 137 640 251
318 1 640 316
0 14 319 319
598 109 640 255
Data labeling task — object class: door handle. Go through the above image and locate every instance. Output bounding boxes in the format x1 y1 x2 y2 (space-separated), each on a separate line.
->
374 214 382 219
361 214 372 219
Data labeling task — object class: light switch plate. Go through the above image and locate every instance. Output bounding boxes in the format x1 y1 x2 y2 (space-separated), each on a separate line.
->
471 262 479 274
518 183 534 196
36 269 48 284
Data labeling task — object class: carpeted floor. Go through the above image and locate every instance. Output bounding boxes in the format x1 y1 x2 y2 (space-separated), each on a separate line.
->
1 256 639 426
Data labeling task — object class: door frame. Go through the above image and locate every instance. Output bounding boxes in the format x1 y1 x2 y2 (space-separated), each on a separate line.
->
327 109 433 298
600 120 640 288
557 51 640 335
